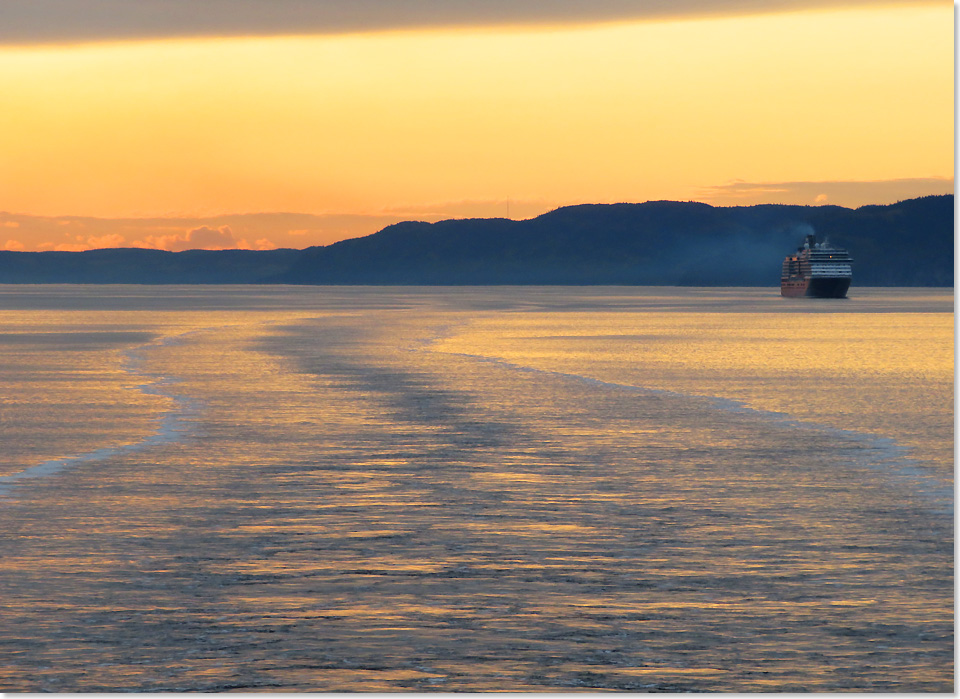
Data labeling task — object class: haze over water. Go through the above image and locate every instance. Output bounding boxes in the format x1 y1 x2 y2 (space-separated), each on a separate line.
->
0 285 952 692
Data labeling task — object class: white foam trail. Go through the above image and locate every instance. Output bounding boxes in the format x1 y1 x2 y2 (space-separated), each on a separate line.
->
0 332 203 498
421 344 953 517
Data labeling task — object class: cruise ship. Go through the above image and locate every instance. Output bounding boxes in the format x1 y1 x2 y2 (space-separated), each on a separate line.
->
780 233 852 298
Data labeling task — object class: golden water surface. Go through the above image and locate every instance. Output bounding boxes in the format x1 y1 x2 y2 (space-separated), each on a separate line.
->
0 286 952 692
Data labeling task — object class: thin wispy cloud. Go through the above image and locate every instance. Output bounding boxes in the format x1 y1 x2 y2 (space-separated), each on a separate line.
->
0 203 566 252
0 212 431 252
699 177 954 207
0 0 930 45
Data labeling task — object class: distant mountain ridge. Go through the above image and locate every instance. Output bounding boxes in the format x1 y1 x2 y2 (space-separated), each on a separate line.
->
0 195 952 286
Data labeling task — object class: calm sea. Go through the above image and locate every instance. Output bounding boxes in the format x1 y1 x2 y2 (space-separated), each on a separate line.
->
0 285 952 692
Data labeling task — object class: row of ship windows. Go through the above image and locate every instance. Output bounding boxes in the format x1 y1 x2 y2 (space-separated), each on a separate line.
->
782 269 852 276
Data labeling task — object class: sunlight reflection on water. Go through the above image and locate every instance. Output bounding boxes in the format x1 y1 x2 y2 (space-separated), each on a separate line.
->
0 286 952 692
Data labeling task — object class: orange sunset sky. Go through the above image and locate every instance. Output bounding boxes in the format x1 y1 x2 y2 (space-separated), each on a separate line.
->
0 0 952 252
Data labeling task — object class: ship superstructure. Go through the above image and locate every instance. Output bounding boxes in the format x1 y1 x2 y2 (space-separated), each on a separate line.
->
780 233 852 298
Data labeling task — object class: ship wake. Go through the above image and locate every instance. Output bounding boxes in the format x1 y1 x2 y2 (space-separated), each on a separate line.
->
0 333 202 498
425 344 953 518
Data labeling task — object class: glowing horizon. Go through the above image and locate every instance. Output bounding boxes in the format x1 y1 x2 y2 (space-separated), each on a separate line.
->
0 4 952 251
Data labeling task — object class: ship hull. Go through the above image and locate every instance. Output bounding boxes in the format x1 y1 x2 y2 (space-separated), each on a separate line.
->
780 277 850 298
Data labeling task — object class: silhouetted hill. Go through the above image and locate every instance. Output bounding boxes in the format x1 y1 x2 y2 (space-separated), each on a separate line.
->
279 195 953 286
0 195 952 285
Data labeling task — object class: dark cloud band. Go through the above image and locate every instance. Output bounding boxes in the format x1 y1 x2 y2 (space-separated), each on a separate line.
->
0 0 924 45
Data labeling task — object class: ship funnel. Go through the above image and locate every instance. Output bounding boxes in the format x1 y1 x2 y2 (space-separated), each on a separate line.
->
805 233 816 249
